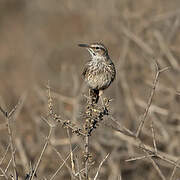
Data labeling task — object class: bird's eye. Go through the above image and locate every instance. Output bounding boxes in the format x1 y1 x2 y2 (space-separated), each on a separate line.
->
95 47 100 50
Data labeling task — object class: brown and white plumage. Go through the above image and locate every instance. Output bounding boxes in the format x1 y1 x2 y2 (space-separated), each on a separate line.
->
79 43 116 103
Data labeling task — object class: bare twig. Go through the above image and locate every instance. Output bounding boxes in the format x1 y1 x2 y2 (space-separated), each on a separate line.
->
144 151 166 180
126 154 155 162
136 64 170 137
128 140 167 180
150 119 157 153
139 142 166 180
67 128 76 176
0 143 11 179
75 156 82 180
0 105 7 117
4 155 13 179
50 144 74 176
30 118 53 180
169 159 180 180
6 118 17 180
15 138 29 173
0 95 25 180
94 153 109 180
135 98 169 116
0 167 9 180
49 147 77 180
114 131 180 168
109 116 135 137
0 143 10 165
85 135 89 179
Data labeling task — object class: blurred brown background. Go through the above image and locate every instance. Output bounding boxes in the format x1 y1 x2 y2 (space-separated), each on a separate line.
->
1 0 180 179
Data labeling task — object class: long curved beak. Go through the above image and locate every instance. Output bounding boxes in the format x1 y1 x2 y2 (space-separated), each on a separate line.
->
78 44 90 48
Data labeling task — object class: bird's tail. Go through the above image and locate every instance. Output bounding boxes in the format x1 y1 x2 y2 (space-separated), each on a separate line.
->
89 89 99 104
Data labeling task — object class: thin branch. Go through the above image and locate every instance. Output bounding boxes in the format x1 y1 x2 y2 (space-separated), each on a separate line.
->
75 156 82 180
94 153 109 180
85 135 89 179
0 105 7 117
4 155 13 179
8 93 26 119
136 64 170 137
147 153 166 180
141 145 166 180
49 147 77 180
15 137 29 173
30 123 53 180
114 131 180 168
0 95 25 180
67 128 76 176
0 143 10 165
0 167 9 180
109 116 135 137
51 144 73 176
169 159 180 180
126 154 155 162
6 118 17 180
151 119 157 153
0 94 26 180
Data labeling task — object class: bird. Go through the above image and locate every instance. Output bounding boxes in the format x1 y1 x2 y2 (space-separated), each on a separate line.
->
78 42 116 104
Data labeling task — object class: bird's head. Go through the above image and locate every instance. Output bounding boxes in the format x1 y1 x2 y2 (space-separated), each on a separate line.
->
78 43 108 59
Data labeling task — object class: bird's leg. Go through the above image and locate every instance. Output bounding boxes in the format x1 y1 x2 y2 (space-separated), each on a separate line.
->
99 90 104 106
99 90 109 114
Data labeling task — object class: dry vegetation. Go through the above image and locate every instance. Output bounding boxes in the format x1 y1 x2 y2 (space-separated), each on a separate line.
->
1 0 180 179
